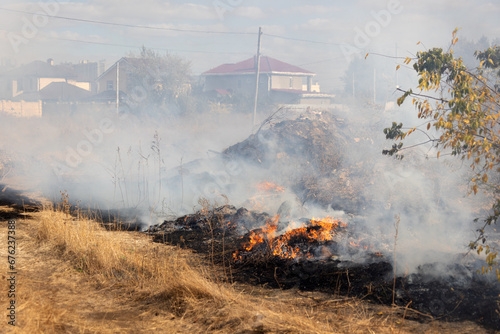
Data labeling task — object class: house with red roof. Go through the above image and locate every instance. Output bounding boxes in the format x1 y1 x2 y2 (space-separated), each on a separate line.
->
201 56 333 105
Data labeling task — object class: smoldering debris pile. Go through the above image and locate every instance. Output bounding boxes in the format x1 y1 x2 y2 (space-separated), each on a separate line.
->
163 110 374 215
221 111 369 212
147 204 500 329
223 111 345 174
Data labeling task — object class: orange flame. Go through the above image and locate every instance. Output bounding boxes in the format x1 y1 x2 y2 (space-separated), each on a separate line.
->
234 216 344 261
256 181 285 193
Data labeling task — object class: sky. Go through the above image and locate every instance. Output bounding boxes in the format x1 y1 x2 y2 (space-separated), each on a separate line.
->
0 0 499 91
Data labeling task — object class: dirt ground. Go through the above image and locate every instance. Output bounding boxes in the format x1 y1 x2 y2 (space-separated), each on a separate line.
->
0 202 498 334
0 206 198 333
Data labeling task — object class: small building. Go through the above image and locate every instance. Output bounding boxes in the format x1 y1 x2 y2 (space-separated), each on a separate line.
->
0 59 96 100
201 56 333 105
0 59 99 117
95 57 192 105
95 57 130 95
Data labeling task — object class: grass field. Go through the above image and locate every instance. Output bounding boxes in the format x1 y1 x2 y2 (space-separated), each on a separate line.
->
0 202 491 333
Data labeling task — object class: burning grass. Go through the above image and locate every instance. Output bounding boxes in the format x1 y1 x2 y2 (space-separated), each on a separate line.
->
2 200 488 333
148 204 500 330
234 215 347 261
5 203 441 333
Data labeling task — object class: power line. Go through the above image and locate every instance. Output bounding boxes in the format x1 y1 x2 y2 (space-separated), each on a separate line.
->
0 7 255 35
368 52 414 60
263 33 343 46
0 7 387 52
0 27 253 55
44 35 252 55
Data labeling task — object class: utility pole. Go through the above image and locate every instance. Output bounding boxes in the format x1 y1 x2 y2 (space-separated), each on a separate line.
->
252 26 262 130
373 68 376 104
116 60 120 114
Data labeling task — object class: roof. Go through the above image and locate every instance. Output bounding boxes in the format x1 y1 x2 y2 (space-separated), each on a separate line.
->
203 56 315 76
96 57 145 81
12 82 91 101
3 60 76 78
40 82 92 100
13 82 92 101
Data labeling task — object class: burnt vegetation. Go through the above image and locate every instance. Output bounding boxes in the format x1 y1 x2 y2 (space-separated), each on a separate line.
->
147 203 500 329
143 111 500 330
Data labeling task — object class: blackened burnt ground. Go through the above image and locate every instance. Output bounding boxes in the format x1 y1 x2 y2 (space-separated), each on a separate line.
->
0 184 40 220
147 205 500 330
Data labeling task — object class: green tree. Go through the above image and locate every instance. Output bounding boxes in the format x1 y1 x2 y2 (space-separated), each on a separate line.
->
125 47 192 114
383 29 500 277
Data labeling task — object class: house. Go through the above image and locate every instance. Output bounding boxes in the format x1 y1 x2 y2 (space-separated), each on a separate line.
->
95 57 130 96
0 59 97 100
201 56 333 105
0 59 99 117
96 57 192 104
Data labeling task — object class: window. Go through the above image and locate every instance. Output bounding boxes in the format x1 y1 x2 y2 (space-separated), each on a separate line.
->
289 77 293 89
106 80 113 90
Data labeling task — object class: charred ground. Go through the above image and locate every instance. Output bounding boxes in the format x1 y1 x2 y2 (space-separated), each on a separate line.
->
147 204 500 330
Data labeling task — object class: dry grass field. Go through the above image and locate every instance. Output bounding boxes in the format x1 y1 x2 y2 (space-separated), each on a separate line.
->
0 202 494 333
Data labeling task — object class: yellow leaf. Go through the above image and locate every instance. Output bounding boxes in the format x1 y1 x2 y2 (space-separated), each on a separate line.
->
427 123 431 130
437 151 441 159
482 174 488 183
396 65 400 71
365 53 369 59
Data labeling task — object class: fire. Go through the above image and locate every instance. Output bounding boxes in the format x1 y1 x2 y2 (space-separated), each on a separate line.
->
349 238 370 250
241 215 280 252
234 216 345 261
256 181 285 193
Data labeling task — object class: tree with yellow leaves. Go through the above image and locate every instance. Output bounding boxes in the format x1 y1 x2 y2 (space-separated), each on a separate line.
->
383 29 500 278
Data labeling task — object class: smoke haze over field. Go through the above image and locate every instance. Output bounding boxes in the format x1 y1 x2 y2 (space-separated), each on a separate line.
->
0 1 499 275
0 102 487 276
0 0 499 92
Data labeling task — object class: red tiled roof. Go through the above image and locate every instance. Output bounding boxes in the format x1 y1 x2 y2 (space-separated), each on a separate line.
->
203 56 314 75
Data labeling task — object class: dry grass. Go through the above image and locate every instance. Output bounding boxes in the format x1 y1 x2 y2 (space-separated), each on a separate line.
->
0 204 491 333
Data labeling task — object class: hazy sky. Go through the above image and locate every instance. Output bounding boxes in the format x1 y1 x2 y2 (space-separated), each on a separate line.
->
1 0 499 91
